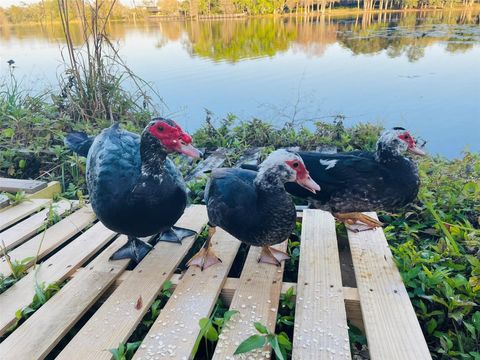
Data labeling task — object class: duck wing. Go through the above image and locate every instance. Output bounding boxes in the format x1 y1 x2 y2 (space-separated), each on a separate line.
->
64 131 96 157
87 124 141 202
205 168 258 229
286 151 388 205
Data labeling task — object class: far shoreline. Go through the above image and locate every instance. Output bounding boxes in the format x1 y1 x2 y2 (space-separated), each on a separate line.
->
0 5 479 27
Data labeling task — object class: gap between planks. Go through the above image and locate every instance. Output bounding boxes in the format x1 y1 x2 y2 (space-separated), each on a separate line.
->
103 271 363 332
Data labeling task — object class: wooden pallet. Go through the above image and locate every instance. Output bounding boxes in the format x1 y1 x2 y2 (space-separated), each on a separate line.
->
0 191 431 359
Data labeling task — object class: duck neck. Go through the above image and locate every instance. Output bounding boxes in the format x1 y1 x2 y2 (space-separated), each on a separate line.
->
140 133 168 176
375 142 403 163
254 169 286 194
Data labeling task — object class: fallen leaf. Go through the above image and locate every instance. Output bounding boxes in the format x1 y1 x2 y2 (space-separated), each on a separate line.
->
135 296 143 310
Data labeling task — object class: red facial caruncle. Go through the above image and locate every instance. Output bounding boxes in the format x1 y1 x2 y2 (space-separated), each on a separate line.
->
148 120 201 158
285 159 320 193
398 131 426 156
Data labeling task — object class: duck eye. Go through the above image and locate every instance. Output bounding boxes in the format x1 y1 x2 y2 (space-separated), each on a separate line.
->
293 162 299 168
157 126 164 131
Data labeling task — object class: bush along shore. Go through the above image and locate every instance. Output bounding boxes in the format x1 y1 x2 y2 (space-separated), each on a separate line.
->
1 79 479 358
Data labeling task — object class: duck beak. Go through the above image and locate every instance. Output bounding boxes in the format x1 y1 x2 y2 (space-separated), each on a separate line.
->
178 142 202 159
408 144 426 156
296 175 320 194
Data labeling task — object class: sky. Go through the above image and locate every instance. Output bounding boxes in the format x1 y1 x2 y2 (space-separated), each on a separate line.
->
1 0 136 7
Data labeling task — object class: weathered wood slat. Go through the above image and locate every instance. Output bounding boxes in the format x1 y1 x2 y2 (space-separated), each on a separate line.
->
0 222 116 336
0 236 129 360
56 205 208 360
347 212 431 360
0 200 77 252
0 195 8 209
27 181 61 200
0 178 47 194
133 228 241 360
292 210 351 360
0 198 51 231
212 241 287 360
0 206 95 277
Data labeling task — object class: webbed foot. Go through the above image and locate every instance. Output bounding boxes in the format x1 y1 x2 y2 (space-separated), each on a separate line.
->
186 226 221 271
154 226 197 244
258 246 290 266
110 236 152 263
334 212 383 232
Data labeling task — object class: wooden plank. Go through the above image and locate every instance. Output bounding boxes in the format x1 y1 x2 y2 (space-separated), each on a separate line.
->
212 241 287 360
133 228 241 360
57 205 208 360
0 198 51 231
27 181 61 200
292 210 351 360
103 272 364 332
0 178 47 194
0 200 78 252
347 212 431 360
0 206 95 277
0 195 8 209
0 222 116 336
0 236 129 360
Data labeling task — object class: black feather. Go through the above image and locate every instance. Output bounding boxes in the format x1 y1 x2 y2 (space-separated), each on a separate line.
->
64 132 95 157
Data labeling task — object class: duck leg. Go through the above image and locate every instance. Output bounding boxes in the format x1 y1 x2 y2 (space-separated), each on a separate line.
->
110 236 153 263
187 226 222 271
154 226 197 244
258 246 290 266
334 212 383 232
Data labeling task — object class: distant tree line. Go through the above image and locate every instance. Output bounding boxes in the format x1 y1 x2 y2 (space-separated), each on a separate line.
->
0 0 144 24
0 0 478 23
159 0 478 16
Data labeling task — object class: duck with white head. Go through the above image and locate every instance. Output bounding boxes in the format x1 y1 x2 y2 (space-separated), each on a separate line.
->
187 149 320 270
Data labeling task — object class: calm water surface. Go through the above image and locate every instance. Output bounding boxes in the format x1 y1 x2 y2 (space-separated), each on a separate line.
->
1 10 479 157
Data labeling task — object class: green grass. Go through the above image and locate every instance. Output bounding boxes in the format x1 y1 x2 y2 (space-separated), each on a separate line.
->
0 77 479 358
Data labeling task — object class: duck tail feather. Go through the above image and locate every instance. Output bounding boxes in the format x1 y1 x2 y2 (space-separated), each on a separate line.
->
240 163 259 171
64 132 95 157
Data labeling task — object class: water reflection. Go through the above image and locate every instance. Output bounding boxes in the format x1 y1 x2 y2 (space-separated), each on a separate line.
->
1 9 478 63
0 10 479 157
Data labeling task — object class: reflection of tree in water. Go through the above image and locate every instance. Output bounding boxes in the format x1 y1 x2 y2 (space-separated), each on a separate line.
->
336 10 479 62
181 19 297 62
288 16 338 57
2 9 478 62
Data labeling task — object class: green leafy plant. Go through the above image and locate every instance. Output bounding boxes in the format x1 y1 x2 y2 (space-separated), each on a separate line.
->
234 322 292 360
2 191 29 206
193 300 238 358
108 341 142 360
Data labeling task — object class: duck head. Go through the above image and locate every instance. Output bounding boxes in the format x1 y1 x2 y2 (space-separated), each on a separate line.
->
376 127 426 160
255 149 320 193
144 117 201 158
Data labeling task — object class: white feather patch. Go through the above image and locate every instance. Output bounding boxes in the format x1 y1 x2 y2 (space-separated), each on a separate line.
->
319 159 337 170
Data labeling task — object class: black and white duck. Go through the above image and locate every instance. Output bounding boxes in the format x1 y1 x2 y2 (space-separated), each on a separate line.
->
242 127 426 231
187 149 320 270
65 118 201 263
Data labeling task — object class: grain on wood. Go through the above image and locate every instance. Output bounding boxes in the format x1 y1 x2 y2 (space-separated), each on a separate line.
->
0 178 47 194
292 210 351 360
0 200 77 252
211 241 287 360
133 228 241 360
0 222 116 336
0 206 95 277
57 205 208 360
0 198 51 231
0 236 129 360
27 181 61 200
347 212 431 360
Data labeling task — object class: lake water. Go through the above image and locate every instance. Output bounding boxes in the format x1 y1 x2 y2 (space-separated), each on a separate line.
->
1 10 479 157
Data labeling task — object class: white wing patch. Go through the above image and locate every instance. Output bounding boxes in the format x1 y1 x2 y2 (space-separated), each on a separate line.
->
319 159 337 170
